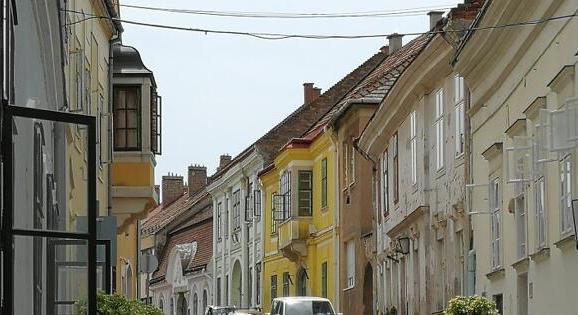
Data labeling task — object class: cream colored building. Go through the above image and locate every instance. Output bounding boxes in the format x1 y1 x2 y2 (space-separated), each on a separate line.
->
357 5 482 314
454 0 578 314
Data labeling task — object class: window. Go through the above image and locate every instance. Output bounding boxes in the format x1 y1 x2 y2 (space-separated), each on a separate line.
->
350 142 356 183
245 182 254 222
254 189 262 220
216 277 221 305
297 269 307 296
271 192 278 234
454 76 465 156
225 275 229 303
193 293 198 315
217 202 222 241
393 133 399 204
232 190 241 231
382 150 389 217
298 170 313 216
346 240 355 288
535 177 547 248
410 111 418 185
271 275 278 300
490 178 501 269
225 199 230 239
283 272 290 296
256 263 262 305
159 297 164 311
515 194 527 259
560 154 573 234
321 158 328 208
84 60 91 114
321 262 328 298
75 52 83 111
493 293 504 315
249 267 253 305
113 86 141 150
280 170 291 219
435 89 444 170
344 143 349 185
203 290 208 313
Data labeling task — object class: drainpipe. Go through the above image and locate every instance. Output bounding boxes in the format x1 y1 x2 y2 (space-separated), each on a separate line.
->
326 128 341 311
108 34 120 217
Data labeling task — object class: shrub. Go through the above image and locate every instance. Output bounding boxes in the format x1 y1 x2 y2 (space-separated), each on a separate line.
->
444 295 499 315
75 292 163 315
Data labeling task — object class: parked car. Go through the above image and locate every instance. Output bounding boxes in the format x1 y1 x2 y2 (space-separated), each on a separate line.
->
234 309 263 315
205 305 236 315
266 297 340 315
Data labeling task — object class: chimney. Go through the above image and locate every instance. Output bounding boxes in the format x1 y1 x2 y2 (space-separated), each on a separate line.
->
188 164 207 196
218 154 232 172
428 11 444 30
161 173 183 206
387 33 403 53
303 83 321 105
380 45 389 55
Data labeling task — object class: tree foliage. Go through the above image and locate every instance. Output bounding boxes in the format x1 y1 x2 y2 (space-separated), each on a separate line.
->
444 295 499 315
75 292 163 315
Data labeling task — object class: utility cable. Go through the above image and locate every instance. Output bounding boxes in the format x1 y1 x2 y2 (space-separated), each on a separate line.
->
117 3 454 19
62 9 578 41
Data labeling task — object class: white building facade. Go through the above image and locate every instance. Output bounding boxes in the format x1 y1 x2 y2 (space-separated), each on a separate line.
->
208 151 264 309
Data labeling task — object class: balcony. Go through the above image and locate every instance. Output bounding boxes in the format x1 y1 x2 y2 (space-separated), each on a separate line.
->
277 216 312 262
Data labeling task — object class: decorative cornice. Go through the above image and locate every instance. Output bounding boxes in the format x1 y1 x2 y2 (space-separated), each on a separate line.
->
523 96 547 119
505 119 527 138
481 142 503 161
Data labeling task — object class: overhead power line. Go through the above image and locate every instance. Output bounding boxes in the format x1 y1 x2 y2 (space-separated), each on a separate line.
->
63 9 578 41
118 3 453 19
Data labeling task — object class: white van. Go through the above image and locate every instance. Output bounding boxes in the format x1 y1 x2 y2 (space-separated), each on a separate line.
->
267 297 340 315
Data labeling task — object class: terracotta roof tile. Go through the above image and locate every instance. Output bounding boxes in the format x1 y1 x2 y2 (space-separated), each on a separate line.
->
151 200 213 282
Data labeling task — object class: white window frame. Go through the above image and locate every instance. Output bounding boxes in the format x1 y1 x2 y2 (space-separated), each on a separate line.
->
435 89 445 170
381 150 389 217
217 202 222 241
490 178 502 269
454 76 465 156
410 111 418 185
535 176 547 248
560 154 573 234
346 240 355 288
350 142 356 184
515 193 527 259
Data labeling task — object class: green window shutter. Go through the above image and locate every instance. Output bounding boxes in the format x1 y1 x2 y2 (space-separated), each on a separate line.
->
321 158 328 208
298 171 313 216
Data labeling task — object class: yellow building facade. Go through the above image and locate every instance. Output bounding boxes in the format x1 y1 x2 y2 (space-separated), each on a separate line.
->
260 131 338 312
111 44 161 299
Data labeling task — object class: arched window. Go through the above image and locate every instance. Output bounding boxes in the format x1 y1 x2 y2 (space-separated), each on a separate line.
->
123 264 133 298
159 296 164 311
202 290 208 313
193 293 199 315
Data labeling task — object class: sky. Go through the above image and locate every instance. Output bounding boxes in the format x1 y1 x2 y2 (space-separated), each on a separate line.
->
119 0 461 184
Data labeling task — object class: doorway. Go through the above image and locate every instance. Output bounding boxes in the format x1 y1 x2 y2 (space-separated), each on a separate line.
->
232 260 242 307
363 263 374 315
517 274 528 315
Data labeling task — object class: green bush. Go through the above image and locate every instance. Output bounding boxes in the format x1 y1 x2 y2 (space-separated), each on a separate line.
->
74 292 163 315
444 295 499 315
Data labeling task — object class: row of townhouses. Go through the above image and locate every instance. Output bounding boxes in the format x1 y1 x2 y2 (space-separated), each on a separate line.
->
143 0 578 315
0 1 162 314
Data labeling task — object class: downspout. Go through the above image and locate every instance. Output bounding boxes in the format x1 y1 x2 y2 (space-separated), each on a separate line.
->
108 34 120 216
328 129 340 312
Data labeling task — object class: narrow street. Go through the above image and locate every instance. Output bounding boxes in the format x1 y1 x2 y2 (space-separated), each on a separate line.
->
1 1 578 315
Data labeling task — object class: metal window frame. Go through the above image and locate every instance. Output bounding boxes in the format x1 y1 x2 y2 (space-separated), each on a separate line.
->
2 105 98 315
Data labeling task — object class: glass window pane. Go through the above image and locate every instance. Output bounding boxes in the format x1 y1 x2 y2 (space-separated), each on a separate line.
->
14 236 89 315
127 130 138 148
12 117 97 233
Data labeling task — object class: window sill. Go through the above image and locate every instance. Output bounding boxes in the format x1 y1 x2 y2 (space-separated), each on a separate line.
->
511 257 529 272
485 267 505 280
435 168 446 179
529 247 550 263
554 233 576 250
321 206 328 213
342 285 355 292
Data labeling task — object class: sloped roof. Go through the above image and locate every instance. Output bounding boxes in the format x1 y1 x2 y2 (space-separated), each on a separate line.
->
210 49 389 181
288 34 433 145
141 188 209 236
151 195 213 283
